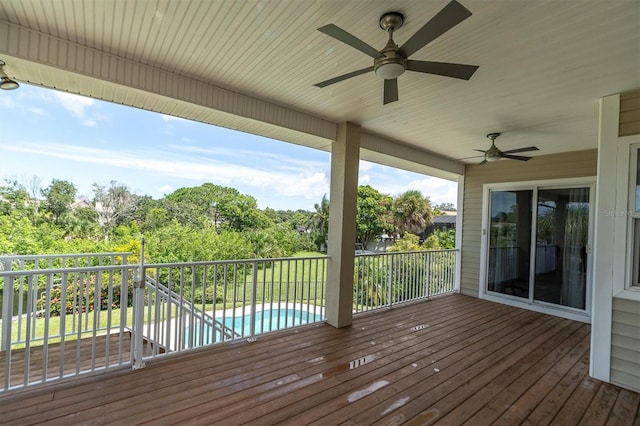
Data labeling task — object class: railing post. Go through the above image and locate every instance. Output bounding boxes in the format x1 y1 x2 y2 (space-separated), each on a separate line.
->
248 261 258 342
1 259 12 353
132 237 146 369
425 251 430 300
387 255 394 309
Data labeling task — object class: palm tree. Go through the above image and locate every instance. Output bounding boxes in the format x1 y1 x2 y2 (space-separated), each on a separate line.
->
309 194 330 251
393 190 433 237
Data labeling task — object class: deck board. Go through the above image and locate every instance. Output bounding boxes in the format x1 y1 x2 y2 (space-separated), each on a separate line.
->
1 294 639 425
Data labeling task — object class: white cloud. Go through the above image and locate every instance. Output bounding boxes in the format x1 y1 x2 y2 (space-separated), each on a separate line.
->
159 184 173 193
359 160 375 172
27 107 47 116
168 144 328 170
5 141 329 200
54 92 99 126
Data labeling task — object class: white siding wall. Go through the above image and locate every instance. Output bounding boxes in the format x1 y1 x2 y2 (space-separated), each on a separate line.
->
611 298 640 392
610 90 640 393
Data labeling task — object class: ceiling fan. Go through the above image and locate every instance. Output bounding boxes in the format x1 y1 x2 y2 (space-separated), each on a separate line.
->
313 0 479 105
472 133 540 165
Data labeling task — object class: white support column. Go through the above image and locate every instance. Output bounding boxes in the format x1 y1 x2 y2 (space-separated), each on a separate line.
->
590 94 620 382
326 122 360 328
454 174 465 293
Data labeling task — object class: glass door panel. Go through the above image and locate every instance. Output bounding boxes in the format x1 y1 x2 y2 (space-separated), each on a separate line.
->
533 187 589 309
487 190 533 298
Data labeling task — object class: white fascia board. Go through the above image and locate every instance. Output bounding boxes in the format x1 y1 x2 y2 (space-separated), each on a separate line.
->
360 132 464 181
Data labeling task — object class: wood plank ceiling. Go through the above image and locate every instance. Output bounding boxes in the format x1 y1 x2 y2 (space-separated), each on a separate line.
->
0 0 638 174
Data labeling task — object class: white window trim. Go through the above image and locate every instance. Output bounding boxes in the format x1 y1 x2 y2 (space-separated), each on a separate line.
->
478 176 596 323
614 136 640 301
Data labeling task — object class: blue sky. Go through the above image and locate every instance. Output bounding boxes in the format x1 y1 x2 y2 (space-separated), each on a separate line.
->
0 84 457 211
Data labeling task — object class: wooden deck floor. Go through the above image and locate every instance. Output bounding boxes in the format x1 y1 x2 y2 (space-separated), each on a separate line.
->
1 294 639 425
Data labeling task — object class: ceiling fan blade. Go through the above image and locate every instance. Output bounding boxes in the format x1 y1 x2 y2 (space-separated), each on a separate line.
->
318 24 384 59
399 0 472 58
383 79 399 105
314 67 373 88
457 155 484 160
479 159 488 166
407 60 479 80
501 146 539 155
473 149 487 153
501 154 532 161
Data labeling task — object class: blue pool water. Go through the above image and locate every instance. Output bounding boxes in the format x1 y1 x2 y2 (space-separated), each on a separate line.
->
185 308 323 347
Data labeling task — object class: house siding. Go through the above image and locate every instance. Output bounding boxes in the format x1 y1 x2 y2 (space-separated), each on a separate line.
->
460 149 598 297
611 89 640 393
611 298 640 392
620 89 640 137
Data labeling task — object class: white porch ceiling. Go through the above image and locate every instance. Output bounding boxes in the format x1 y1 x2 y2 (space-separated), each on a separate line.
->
0 0 638 180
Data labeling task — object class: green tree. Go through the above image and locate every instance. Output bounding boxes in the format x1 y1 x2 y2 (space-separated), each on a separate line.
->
430 228 455 249
26 175 43 225
0 179 29 216
393 190 433 237
64 206 100 240
432 202 456 212
166 183 271 232
92 181 134 240
309 194 330 251
41 179 77 225
388 233 423 252
356 185 393 248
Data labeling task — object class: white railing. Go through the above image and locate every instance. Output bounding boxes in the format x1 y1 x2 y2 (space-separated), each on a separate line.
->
0 253 135 391
353 249 457 314
137 256 328 360
1 249 458 392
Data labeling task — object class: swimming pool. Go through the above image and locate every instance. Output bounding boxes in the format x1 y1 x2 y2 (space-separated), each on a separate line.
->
185 308 324 347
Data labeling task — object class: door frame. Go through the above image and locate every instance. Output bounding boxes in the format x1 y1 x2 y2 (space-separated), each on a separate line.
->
479 176 596 323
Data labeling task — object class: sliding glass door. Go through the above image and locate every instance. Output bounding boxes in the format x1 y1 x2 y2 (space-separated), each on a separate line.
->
534 187 589 309
486 184 592 313
487 190 533 298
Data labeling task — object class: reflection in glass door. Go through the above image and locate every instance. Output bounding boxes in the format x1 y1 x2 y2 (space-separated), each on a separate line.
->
486 185 591 313
487 190 533 299
534 188 589 309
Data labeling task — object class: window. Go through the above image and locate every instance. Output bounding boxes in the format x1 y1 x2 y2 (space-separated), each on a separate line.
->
633 220 640 287
630 147 640 287
634 148 640 214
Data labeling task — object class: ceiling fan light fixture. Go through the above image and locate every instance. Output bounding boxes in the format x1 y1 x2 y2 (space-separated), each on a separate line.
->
0 60 19 90
375 62 406 79
0 76 19 90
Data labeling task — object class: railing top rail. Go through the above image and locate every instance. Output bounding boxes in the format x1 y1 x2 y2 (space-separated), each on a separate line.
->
0 254 330 277
144 255 329 269
0 252 131 261
355 249 458 256
0 263 138 277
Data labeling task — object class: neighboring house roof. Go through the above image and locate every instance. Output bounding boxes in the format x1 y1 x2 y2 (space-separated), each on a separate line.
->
432 215 457 225
70 200 92 209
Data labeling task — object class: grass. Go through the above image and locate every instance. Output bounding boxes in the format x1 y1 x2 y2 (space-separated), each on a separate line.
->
9 306 135 349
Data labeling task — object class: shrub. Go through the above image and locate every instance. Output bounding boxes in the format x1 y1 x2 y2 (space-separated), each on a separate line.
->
36 273 134 316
